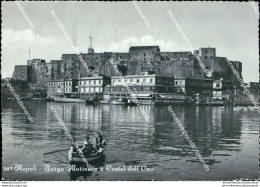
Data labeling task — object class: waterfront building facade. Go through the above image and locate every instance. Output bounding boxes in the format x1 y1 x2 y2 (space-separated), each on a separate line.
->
104 72 175 100
47 79 65 97
78 74 110 100
213 79 234 104
12 45 244 103
174 77 213 95
47 79 78 97
173 77 213 104
213 80 234 96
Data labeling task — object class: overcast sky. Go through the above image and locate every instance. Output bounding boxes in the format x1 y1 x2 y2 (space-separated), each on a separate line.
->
1 1 259 82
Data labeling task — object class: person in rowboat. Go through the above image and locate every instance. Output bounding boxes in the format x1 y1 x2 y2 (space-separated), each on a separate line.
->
81 136 90 151
81 137 97 154
86 141 97 154
71 139 77 152
96 132 106 150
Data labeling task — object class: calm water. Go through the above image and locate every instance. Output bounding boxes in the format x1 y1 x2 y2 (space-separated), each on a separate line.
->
2 100 259 180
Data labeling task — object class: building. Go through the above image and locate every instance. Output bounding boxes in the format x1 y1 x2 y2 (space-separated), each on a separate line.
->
104 72 175 100
213 79 234 104
249 82 259 96
12 65 33 82
174 77 213 95
26 59 50 89
12 46 244 93
78 74 110 100
47 79 79 98
173 77 213 104
129 46 160 63
47 79 65 97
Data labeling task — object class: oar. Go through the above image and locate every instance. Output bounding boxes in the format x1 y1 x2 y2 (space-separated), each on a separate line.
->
43 148 70 155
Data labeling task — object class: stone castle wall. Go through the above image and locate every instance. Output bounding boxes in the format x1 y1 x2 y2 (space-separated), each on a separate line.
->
12 46 243 90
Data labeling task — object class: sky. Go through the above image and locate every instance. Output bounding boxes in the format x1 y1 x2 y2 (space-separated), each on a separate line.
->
1 1 259 82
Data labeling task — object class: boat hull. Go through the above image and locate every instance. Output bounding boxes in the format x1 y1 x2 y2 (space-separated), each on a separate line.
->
53 97 85 103
100 100 110 104
68 147 106 164
112 101 126 105
86 100 95 104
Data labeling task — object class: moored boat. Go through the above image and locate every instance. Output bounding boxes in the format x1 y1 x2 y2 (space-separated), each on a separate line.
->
112 99 126 105
53 96 85 103
125 99 137 106
44 97 55 102
86 99 96 105
100 100 110 104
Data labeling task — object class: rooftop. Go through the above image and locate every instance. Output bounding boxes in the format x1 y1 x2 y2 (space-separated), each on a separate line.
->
129 46 160 51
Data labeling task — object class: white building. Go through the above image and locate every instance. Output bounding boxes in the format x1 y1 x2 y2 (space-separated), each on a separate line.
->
78 74 110 99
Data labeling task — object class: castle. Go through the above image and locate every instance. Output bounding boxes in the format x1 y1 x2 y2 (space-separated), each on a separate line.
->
12 45 242 91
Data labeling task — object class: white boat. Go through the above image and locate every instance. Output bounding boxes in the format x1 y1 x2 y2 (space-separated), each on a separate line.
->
248 106 255 110
53 96 85 103
112 99 126 105
100 100 110 104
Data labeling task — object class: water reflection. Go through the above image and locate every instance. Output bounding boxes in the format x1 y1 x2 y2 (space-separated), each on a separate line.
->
1 101 258 180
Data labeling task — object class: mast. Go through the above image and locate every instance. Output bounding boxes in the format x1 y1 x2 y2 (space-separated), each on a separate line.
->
28 47 31 60
89 34 93 49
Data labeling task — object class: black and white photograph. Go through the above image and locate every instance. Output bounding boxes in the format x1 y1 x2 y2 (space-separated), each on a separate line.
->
1 0 259 184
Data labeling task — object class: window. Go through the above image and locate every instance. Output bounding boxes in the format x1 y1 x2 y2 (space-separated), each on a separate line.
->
137 79 139 83
99 80 101 84
94 80 96 85
150 78 153 83
216 83 220 87
205 56 207 59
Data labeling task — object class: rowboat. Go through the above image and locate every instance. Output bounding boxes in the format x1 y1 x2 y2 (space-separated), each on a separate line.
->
68 146 106 163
